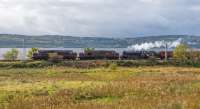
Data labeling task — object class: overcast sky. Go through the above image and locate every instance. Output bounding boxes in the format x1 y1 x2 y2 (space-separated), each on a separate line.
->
0 0 200 37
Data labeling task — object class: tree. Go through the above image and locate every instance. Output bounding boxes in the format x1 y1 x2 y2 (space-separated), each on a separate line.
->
187 49 200 62
84 48 95 52
173 44 189 62
3 48 19 61
27 48 39 59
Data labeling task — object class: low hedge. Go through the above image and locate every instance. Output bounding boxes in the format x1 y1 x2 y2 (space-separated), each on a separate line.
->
0 61 53 68
0 60 200 68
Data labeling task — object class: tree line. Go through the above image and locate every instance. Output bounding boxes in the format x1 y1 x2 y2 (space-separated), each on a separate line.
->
3 48 38 61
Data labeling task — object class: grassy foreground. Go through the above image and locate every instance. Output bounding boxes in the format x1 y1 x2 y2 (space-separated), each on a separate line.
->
1 66 200 109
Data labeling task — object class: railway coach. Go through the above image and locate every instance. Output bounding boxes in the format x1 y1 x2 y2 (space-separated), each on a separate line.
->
32 50 77 60
79 50 119 60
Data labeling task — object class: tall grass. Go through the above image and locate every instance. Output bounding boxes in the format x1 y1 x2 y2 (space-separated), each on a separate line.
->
1 66 200 109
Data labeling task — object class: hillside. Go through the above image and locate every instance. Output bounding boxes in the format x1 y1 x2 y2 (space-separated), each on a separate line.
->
0 34 199 48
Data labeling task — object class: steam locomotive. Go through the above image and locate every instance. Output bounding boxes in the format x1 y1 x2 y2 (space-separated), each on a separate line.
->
121 51 157 60
32 50 173 60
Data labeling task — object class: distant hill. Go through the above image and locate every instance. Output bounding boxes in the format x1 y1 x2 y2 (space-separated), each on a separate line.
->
0 34 199 48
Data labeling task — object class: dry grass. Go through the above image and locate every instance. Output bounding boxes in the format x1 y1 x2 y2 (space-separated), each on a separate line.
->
1 66 200 109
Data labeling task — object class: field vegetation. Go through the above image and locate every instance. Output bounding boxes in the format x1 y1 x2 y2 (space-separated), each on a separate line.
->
1 44 200 109
0 65 200 109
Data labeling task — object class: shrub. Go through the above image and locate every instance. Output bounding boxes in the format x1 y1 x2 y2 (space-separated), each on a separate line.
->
3 48 19 61
108 63 118 70
0 61 54 68
27 48 39 59
47 68 59 77
26 61 53 68
84 48 95 52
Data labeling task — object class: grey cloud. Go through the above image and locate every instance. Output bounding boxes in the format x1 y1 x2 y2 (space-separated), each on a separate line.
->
0 0 200 37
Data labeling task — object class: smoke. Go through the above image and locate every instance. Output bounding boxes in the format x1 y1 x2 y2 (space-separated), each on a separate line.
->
127 38 182 51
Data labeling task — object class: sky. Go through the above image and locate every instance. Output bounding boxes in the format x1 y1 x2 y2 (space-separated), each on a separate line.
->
0 0 200 37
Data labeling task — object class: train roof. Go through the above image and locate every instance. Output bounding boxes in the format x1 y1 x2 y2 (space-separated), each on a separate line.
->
38 50 74 53
84 50 116 53
123 50 156 53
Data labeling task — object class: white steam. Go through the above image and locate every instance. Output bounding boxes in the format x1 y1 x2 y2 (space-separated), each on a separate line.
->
127 38 182 51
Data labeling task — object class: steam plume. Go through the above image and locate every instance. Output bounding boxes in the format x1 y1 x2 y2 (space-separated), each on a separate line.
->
127 38 182 51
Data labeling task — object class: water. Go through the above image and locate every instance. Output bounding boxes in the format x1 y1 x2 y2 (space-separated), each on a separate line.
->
0 48 126 60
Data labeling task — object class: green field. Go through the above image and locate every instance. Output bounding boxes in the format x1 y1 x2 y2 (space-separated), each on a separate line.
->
1 65 200 109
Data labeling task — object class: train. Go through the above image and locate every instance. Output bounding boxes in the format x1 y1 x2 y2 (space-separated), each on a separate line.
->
79 50 119 60
121 51 157 60
32 49 173 61
32 50 77 60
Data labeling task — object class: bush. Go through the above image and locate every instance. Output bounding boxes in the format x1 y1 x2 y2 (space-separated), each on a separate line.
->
116 60 159 67
0 61 54 68
108 63 118 70
84 48 95 52
3 48 19 61
27 48 39 59
26 61 53 68
173 44 189 61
